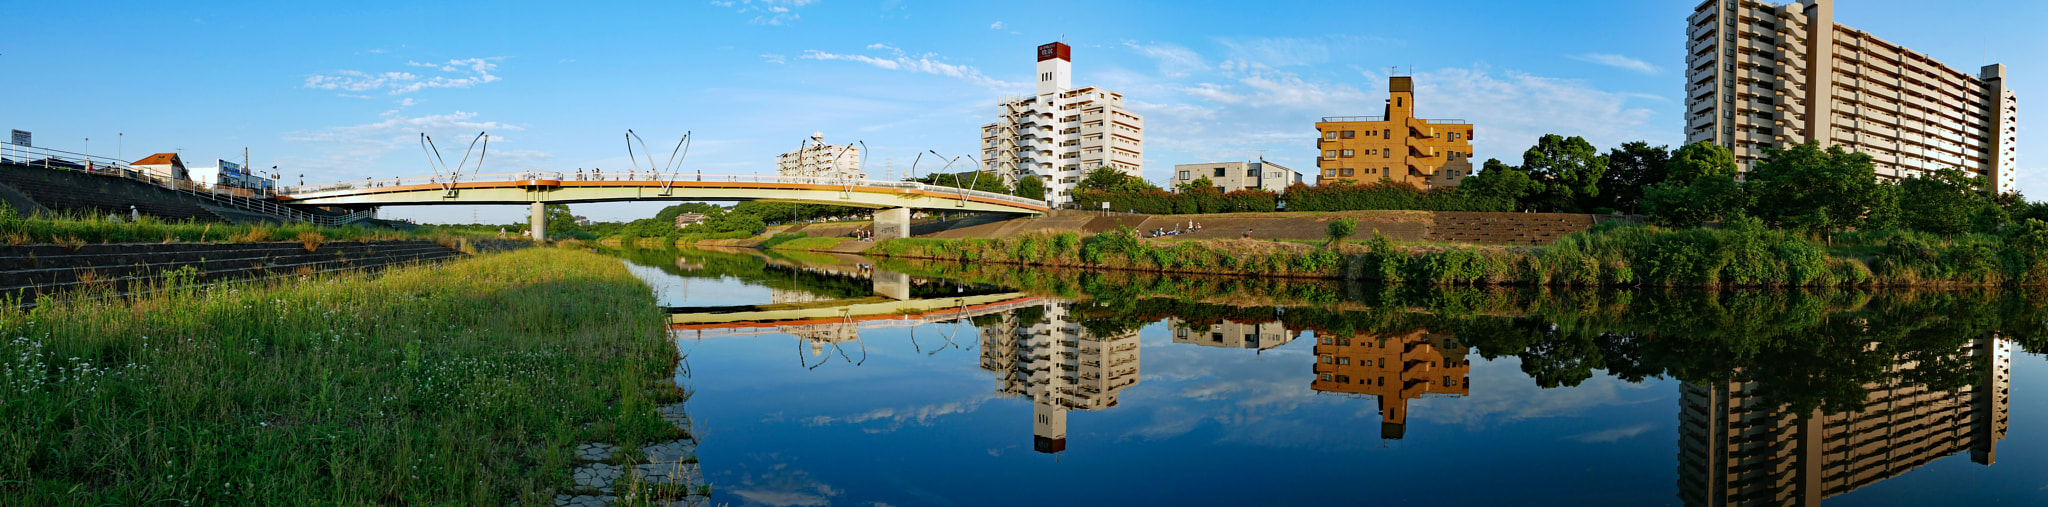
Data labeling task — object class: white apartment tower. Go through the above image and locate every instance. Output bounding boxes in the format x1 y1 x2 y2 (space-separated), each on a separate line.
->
1685 0 2019 193
983 42 1145 205
776 132 865 181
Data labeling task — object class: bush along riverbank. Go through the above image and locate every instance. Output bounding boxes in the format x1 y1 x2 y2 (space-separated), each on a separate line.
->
860 218 2048 287
0 247 687 504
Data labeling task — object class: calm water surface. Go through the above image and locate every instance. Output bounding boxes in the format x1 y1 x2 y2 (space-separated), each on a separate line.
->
611 247 2048 506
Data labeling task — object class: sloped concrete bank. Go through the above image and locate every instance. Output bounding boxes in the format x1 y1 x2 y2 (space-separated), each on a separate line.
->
0 239 531 303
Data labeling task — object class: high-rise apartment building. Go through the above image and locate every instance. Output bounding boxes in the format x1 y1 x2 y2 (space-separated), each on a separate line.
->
978 302 1141 453
1310 328 1472 439
1168 160 1304 193
1314 77 1477 188
1684 0 2019 193
776 132 864 181
982 42 1145 205
1676 336 2011 505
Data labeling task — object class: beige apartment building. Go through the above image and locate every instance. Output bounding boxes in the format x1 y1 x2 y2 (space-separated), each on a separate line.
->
977 302 1141 454
1168 318 1300 351
1169 160 1303 193
1676 336 2011 505
1685 0 2019 193
982 42 1145 205
775 132 864 181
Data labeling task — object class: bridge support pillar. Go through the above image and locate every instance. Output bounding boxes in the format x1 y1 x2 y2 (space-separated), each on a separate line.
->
530 202 546 242
873 207 910 240
872 269 910 301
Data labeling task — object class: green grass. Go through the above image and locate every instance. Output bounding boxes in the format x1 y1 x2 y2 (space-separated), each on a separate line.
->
0 205 461 246
0 247 681 504
764 236 849 251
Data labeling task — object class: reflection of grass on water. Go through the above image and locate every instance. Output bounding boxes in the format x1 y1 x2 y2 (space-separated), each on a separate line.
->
0 248 683 504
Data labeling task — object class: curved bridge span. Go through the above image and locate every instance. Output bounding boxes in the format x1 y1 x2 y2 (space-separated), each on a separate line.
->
280 172 1047 240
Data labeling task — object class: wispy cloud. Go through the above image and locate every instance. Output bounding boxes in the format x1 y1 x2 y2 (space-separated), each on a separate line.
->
1124 40 1209 78
305 57 503 96
711 0 817 25
282 109 543 179
799 47 1025 91
1568 53 1659 75
989 21 1004 30
1563 423 1658 443
761 54 787 64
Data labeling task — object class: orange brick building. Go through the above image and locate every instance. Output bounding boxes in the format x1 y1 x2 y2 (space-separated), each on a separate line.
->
1314 76 1476 188
1311 328 1471 439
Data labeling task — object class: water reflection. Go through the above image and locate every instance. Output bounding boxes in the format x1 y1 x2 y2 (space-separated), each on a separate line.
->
619 247 2044 505
1677 336 2011 506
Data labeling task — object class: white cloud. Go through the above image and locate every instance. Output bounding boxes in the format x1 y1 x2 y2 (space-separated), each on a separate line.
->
1568 53 1660 75
761 54 787 64
713 0 817 25
989 21 1004 30
799 48 1025 92
305 57 502 96
795 394 998 432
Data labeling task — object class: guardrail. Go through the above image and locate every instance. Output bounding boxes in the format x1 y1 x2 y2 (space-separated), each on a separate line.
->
1320 116 1386 123
284 171 1050 209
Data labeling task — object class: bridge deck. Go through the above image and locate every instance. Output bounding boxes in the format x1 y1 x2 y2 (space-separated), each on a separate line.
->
280 172 1048 214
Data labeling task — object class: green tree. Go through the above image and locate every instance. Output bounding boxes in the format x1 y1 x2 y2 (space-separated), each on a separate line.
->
1642 142 1747 227
1520 134 1609 213
1598 141 1671 213
1016 175 1047 201
543 204 578 234
1177 176 1219 194
911 171 1010 194
1077 165 1157 193
1459 158 1540 211
1745 142 1884 239
1894 168 2000 235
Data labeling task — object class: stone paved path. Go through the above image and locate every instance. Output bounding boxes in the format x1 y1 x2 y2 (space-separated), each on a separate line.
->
553 401 704 506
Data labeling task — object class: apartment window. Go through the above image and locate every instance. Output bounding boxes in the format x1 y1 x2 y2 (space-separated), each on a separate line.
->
1341 168 1355 177
1323 169 1337 177
1320 337 1332 345
1340 149 1355 158
1383 150 1391 158
1320 374 1332 381
1384 130 1391 140
1321 356 1334 364
1041 72 1051 82
1337 357 1351 365
1324 150 1337 158
1341 130 1356 139
1325 131 1337 140
1246 169 1258 177
1378 358 1385 367
1178 170 1190 180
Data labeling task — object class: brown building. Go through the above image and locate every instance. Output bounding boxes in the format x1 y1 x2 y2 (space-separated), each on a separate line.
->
1314 77 1477 188
1311 328 1472 439
1677 336 2011 506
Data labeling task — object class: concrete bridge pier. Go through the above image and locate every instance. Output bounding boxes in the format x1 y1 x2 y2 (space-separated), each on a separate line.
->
873 269 911 301
874 207 910 240
530 202 547 242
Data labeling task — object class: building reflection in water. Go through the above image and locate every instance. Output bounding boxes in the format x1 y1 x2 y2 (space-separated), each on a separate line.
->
1309 329 1472 440
1677 336 2012 506
1168 318 1299 352
978 302 1142 454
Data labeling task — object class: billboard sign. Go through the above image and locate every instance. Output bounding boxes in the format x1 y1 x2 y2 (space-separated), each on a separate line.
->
219 159 244 177
10 130 28 147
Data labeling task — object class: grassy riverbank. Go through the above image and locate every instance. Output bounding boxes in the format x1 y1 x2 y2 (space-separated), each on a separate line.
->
0 248 681 504
862 219 2048 287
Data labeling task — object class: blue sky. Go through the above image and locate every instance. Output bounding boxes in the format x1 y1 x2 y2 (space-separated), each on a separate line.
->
6 0 2042 223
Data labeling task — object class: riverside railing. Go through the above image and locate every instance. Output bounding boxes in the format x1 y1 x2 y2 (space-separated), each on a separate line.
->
1 141 374 226
283 171 1050 209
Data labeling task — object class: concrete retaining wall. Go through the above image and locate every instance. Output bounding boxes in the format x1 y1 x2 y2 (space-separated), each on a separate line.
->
902 210 1638 245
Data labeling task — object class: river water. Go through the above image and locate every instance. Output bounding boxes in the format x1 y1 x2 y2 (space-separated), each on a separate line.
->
610 246 2048 506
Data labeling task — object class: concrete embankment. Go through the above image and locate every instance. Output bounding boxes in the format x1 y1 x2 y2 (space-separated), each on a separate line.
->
0 239 529 302
900 209 1638 245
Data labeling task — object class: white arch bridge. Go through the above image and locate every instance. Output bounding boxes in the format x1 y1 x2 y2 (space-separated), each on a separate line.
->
280 172 1047 240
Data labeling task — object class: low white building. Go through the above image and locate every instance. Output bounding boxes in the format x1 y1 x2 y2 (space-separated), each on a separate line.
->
1170 160 1301 193
776 132 864 181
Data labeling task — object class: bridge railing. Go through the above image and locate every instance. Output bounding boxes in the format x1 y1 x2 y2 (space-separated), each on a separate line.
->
285 172 1049 209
